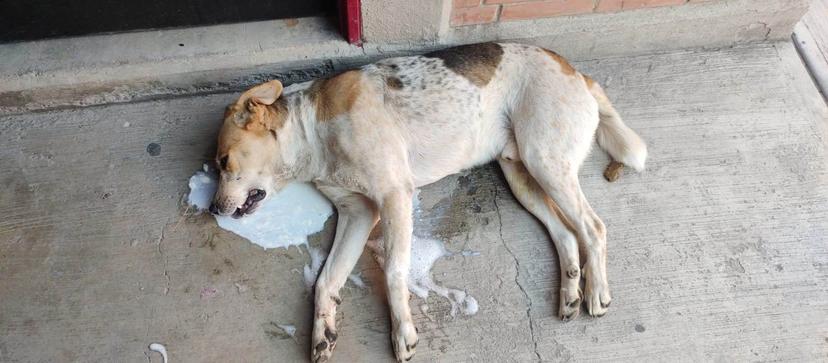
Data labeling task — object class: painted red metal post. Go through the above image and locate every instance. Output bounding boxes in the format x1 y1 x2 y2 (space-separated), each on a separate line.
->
339 0 362 45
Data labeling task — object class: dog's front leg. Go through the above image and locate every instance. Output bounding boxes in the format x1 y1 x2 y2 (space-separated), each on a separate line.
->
379 189 418 362
312 188 379 363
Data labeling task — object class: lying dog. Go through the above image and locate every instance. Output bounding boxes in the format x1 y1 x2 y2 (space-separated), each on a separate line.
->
210 42 647 362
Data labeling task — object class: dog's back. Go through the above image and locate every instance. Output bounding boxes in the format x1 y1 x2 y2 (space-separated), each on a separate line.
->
356 42 620 186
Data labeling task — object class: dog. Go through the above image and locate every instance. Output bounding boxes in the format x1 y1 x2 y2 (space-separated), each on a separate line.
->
209 42 647 362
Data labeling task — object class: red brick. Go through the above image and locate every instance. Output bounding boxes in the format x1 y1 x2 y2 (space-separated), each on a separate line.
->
500 0 594 21
622 0 687 9
451 5 500 26
454 0 482 8
595 0 623 12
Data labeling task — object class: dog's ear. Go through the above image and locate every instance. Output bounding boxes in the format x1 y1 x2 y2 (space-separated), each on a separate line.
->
233 80 286 131
243 80 283 106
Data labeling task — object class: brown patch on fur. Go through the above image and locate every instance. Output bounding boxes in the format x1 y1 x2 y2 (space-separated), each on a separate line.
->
603 160 625 182
244 97 289 132
386 76 403 90
217 98 287 158
583 74 597 89
424 43 503 87
310 70 363 122
543 49 576 76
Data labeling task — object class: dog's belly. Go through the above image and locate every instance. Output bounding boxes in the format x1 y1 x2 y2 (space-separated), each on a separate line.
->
405 111 508 187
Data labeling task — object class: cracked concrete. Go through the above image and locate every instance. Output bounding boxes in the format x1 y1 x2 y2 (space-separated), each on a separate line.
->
493 185 543 361
1 42 828 362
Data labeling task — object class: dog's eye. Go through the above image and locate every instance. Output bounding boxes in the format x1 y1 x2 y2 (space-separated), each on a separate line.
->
219 155 228 170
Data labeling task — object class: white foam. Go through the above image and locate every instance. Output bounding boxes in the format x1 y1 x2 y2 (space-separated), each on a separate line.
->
348 273 366 288
186 171 217 210
148 343 168 363
186 166 333 249
302 245 328 290
368 236 479 317
276 324 297 338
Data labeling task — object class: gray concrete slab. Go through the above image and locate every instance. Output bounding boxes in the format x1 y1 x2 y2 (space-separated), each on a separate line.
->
1 42 827 362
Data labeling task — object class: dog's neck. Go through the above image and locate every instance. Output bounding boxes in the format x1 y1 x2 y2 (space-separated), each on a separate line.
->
274 88 327 184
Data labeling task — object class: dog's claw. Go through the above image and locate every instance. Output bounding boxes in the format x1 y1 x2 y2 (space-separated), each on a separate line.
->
585 284 612 317
559 287 582 321
392 321 418 362
311 312 338 363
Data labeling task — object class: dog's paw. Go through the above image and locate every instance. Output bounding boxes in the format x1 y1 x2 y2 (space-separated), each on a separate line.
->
391 320 418 362
311 319 338 363
559 287 582 321
585 282 611 317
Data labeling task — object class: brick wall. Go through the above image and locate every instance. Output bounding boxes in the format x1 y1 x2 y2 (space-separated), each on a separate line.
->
451 0 713 27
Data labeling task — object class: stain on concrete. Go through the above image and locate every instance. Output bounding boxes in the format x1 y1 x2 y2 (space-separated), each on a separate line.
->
146 143 161 156
726 257 746 274
427 167 502 240
635 324 646 333
0 91 33 108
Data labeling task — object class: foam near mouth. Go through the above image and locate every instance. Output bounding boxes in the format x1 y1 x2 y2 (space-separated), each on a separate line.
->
186 165 333 249
186 166 479 316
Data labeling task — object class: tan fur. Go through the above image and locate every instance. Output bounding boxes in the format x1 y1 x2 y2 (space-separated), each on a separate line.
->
543 49 576 76
218 102 287 152
584 74 597 89
310 70 363 122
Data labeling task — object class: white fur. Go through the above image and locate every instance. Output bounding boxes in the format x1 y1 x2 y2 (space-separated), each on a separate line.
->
590 81 648 171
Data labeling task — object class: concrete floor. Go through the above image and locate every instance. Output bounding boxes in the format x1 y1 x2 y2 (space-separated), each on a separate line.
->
1 42 827 362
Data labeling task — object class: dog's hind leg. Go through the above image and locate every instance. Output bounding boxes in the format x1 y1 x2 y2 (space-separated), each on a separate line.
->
511 87 612 317
516 143 611 317
499 156 583 320
312 187 379 363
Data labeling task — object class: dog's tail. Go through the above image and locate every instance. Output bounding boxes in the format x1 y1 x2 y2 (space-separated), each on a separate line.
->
585 75 648 182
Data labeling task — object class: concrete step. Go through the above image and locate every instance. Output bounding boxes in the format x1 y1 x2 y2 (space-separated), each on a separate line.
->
0 0 810 115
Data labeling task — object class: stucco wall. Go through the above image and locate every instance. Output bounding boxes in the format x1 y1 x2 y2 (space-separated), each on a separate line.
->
360 0 809 61
361 0 450 43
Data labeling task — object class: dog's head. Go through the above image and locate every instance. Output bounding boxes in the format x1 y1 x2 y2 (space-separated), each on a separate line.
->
209 80 290 218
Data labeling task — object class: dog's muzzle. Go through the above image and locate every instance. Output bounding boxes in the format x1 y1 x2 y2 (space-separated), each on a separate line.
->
209 189 266 218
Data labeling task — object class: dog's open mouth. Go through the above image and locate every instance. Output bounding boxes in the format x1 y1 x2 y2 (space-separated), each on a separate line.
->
232 189 266 218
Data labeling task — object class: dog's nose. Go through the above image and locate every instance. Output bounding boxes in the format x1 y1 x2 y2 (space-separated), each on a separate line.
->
208 203 220 215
